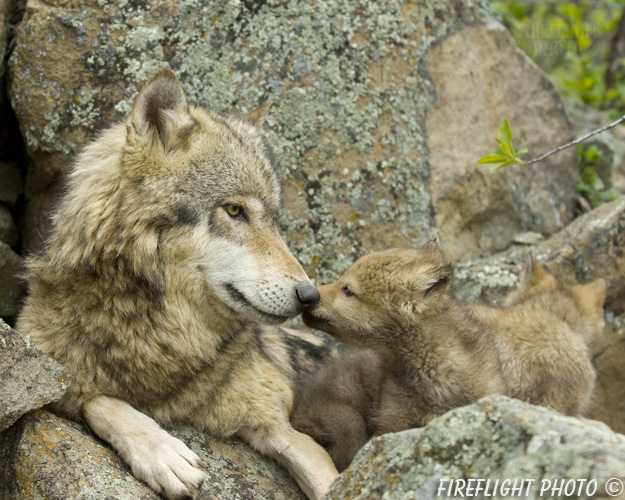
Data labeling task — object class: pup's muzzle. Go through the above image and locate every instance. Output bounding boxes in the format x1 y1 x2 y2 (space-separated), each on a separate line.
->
295 282 320 309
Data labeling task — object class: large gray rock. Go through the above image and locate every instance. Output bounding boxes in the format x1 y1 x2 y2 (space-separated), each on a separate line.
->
425 23 577 262
328 395 625 500
454 195 625 305
0 410 305 500
0 319 69 431
9 0 578 279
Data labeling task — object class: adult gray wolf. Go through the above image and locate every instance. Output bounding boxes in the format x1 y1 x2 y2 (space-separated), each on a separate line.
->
17 68 339 500
294 242 605 468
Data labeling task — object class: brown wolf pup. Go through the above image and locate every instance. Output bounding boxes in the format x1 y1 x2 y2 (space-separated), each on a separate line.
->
17 69 339 500
291 347 382 472
296 242 605 467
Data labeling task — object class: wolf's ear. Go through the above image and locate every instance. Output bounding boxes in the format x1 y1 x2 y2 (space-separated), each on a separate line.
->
529 258 550 285
397 261 452 318
421 240 443 256
128 68 196 154
519 253 548 286
423 263 453 299
575 278 607 309
244 100 272 127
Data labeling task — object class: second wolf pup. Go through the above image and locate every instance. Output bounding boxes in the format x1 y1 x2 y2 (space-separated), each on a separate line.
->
295 242 605 465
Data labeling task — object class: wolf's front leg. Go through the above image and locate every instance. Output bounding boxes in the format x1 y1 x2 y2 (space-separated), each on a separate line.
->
240 424 339 500
83 395 206 500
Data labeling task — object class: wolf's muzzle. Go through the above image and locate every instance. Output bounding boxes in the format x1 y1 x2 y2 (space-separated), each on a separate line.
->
296 283 320 309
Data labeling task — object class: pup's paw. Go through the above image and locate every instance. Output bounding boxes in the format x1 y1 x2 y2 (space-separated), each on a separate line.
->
127 427 206 500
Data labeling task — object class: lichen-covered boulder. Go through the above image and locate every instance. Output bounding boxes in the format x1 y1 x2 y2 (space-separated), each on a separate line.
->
0 410 305 500
9 0 578 278
328 395 625 500
0 319 69 431
454 195 625 304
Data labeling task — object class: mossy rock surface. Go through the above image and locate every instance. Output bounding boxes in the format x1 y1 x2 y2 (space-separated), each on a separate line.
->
0 409 305 500
329 395 625 500
10 0 577 277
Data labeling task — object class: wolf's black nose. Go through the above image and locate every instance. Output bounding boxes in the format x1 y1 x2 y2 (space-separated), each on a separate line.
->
296 283 320 308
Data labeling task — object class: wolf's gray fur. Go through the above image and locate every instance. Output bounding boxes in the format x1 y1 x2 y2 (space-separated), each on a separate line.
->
17 69 338 500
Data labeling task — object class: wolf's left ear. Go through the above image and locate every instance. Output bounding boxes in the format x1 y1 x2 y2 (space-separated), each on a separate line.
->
244 100 272 127
129 68 195 154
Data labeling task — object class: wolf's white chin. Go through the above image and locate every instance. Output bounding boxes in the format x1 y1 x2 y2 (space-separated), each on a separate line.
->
223 283 294 324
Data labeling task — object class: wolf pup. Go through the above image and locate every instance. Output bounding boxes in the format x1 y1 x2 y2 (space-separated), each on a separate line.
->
17 69 339 500
291 347 382 472
299 242 605 463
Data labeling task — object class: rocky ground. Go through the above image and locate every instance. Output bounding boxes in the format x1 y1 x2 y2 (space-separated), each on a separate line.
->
0 0 624 498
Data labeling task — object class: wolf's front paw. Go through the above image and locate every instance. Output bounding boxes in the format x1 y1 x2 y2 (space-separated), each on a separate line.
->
127 427 206 500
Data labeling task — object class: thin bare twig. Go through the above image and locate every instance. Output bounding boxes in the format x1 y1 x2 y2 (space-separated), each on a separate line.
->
524 114 625 166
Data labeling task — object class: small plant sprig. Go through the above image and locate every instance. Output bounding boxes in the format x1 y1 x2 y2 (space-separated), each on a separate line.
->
478 115 625 171
477 118 528 172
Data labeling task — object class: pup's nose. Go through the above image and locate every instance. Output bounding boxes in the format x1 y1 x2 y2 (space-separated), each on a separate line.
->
295 282 320 309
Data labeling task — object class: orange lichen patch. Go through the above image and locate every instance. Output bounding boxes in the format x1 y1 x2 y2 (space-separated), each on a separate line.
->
15 413 57 499
14 410 126 498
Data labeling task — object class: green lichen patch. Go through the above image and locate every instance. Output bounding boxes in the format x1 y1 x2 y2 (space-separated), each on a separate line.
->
9 0 493 274
329 396 625 500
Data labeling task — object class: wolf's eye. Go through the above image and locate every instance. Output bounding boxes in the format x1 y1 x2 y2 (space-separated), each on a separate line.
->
341 286 355 297
224 204 247 221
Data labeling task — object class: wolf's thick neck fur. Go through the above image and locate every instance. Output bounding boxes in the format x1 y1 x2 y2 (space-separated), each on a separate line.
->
17 69 339 500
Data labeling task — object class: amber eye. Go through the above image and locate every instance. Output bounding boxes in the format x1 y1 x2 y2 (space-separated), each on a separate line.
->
225 205 241 217
224 204 247 221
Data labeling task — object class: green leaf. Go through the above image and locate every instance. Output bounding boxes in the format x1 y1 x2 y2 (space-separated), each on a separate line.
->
604 188 619 202
490 159 515 172
477 154 509 164
498 118 513 144
500 142 515 158
517 146 528 155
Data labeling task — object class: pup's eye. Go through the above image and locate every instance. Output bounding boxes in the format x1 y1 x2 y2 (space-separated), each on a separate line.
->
224 204 247 221
341 286 355 297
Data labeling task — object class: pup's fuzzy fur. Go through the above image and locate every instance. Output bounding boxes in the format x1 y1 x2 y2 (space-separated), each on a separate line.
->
291 347 382 472
295 242 605 468
17 69 339 500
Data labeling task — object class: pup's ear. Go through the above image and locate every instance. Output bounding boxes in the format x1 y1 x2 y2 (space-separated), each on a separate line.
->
412 241 450 298
519 253 550 287
575 278 607 310
397 261 453 318
128 68 196 154
421 240 443 256
244 100 271 127
423 263 453 299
